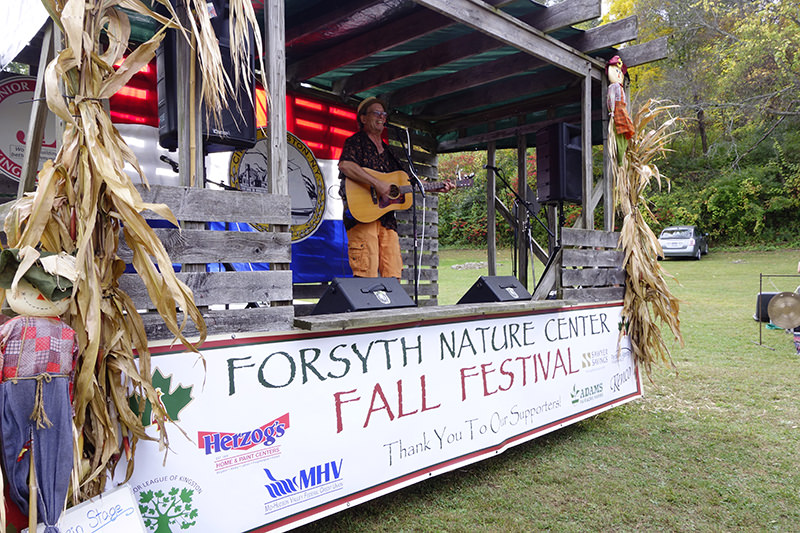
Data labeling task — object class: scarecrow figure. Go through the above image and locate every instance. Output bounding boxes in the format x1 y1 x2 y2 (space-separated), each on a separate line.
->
607 55 635 163
0 246 78 533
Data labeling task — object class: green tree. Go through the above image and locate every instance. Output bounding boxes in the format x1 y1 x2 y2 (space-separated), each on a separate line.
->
139 488 198 532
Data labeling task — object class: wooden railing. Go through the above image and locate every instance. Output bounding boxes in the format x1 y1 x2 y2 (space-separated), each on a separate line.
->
533 227 624 302
117 185 294 339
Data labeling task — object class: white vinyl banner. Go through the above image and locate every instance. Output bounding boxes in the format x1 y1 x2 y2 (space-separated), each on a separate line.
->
122 302 641 532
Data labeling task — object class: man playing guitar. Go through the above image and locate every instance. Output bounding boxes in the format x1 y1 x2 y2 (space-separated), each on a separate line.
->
338 97 453 278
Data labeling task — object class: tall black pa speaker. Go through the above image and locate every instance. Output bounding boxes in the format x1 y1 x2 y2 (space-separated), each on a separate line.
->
536 122 582 204
312 277 416 315
754 292 779 322
457 276 531 304
157 0 255 152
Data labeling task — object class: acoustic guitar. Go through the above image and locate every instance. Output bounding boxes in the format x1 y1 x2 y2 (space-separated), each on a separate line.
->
346 169 473 223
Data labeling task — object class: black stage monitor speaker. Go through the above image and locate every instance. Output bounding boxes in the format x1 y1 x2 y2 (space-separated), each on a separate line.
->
536 122 582 204
457 276 532 304
157 0 255 152
754 292 779 322
312 277 416 315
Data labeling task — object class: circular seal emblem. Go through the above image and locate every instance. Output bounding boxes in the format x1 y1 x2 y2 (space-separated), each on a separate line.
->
0 76 59 181
229 130 326 242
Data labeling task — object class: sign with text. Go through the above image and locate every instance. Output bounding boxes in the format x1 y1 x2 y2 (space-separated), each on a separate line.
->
0 76 58 181
122 303 641 532
25 485 145 533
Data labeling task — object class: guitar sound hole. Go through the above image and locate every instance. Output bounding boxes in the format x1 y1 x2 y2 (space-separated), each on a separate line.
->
388 185 401 199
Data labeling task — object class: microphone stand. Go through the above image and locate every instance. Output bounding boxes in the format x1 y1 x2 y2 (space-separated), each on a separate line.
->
485 165 555 287
394 125 424 305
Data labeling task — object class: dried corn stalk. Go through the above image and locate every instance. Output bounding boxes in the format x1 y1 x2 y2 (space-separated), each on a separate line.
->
1 0 268 506
611 100 683 377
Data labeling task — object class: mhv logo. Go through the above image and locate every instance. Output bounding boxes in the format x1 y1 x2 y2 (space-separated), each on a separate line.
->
264 460 343 499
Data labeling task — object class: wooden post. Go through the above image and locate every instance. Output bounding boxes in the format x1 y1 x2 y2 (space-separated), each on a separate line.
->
581 63 594 229
486 139 497 276
176 3 205 275
266 0 287 197
601 75 614 231
176 2 203 190
18 21 56 197
516 132 528 288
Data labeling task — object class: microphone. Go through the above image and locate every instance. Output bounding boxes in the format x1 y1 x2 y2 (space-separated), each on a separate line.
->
483 164 501 173
160 155 179 173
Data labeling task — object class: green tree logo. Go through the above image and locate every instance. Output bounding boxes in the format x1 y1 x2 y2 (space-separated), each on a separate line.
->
570 384 580 404
139 487 198 532
130 369 193 426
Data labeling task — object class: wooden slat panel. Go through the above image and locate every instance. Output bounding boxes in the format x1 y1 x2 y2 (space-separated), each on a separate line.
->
136 185 291 225
119 229 292 264
562 248 624 268
397 223 438 238
400 269 438 282
399 237 438 252
401 253 439 267
139 305 294 340
120 271 293 308
561 227 620 248
562 267 626 288
562 286 625 303
395 209 439 224
401 283 438 297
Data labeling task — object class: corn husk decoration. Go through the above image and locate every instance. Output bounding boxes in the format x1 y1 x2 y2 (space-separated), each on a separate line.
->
611 99 684 377
0 0 269 518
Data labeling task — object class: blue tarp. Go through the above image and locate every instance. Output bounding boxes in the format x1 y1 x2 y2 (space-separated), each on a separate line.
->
208 221 352 282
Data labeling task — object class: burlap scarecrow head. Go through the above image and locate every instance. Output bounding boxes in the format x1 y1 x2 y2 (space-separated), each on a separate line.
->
0 246 77 304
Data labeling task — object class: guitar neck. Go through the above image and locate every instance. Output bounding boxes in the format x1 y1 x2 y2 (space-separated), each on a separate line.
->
398 178 470 194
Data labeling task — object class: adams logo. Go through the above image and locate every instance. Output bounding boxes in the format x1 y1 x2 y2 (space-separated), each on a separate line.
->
570 383 603 405
197 413 290 455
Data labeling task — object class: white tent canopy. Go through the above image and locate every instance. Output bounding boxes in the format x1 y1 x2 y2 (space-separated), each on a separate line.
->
0 0 48 69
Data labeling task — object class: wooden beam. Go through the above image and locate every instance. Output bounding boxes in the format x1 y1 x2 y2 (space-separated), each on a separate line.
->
286 0 386 46
438 110 604 153
601 76 614 231
391 16 637 108
581 65 593 229
413 0 603 77
434 88 579 134
422 67 576 118
288 10 451 83
617 36 669 68
291 0 515 84
341 0 600 96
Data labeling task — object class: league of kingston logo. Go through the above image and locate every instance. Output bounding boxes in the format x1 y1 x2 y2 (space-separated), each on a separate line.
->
197 413 290 455
130 369 193 427
139 487 198 532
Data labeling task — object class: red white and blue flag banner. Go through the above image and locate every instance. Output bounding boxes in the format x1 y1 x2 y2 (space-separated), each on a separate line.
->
120 302 641 532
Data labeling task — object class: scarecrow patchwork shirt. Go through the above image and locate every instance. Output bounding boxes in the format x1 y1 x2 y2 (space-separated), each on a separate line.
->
0 316 79 380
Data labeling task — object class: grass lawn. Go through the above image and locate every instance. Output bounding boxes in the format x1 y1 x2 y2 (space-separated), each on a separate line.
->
297 248 800 532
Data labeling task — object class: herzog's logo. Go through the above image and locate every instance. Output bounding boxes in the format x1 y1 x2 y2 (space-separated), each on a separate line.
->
197 414 289 455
